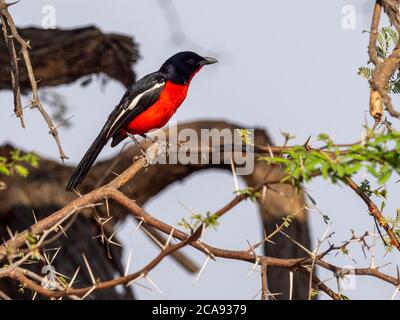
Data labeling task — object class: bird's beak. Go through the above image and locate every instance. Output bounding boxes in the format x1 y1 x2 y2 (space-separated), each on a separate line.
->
202 56 218 65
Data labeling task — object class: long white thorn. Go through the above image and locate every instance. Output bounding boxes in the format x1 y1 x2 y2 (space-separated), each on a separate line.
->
246 258 260 278
81 285 96 300
289 271 294 300
194 256 211 284
105 197 110 217
32 209 37 224
141 225 164 249
391 287 400 300
250 289 262 300
163 228 175 250
146 275 165 298
131 219 144 238
230 157 240 191
262 185 267 203
82 254 96 285
68 267 81 289
279 230 314 257
124 250 133 277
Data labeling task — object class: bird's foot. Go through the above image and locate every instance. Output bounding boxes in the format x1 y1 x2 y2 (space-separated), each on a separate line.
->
145 140 170 165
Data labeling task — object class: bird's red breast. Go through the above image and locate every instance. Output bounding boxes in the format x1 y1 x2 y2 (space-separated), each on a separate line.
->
125 81 189 135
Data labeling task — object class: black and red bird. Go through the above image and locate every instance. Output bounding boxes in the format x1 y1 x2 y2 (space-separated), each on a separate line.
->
66 51 217 191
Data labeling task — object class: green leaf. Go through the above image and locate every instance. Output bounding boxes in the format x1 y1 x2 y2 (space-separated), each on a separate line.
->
321 164 329 179
378 170 392 184
366 165 379 177
357 66 373 79
344 163 362 175
14 165 29 178
0 166 10 176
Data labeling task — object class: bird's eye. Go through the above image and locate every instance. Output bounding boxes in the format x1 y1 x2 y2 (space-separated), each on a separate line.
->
187 58 195 65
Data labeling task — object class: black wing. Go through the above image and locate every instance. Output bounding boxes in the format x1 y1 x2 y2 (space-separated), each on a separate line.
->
105 72 166 140
66 72 165 191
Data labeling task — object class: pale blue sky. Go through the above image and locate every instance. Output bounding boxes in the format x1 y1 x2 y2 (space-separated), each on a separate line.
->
0 0 398 299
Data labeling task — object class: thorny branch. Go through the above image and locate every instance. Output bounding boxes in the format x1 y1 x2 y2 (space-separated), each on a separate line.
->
369 1 400 119
344 176 400 249
0 146 398 300
199 142 400 252
0 0 68 160
1 223 203 299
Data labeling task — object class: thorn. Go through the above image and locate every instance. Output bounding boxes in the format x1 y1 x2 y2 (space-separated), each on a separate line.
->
72 188 82 197
195 241 217 261
81 285 96 300
267 144 274 158
262 185 267 203
163 228 175 250
246 258 260 278
58 225 68 238
68 267 80 289
82 254 96 285
53 114 76 130
140 225 164 249
303 136 312 150
391 287 399 300
289 271 294 300
279 230 314 257
105 197 110 217
94 215 112 226
194 256 211 284
199 223 207 239
177 200 199 216
124 250 133 277
146 275 165 298
126 272 145 287
131 281 152 291
31 210 37 224
131 219 143 238
230 157 239 191
250 289 262 300
107 232 122 247
6 226 16 240
370 225 377 269
47 247 61 265
246 239 257 257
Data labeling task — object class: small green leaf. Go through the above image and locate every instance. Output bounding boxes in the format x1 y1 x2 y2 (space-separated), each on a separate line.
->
14 165 29 178
0 166 10 176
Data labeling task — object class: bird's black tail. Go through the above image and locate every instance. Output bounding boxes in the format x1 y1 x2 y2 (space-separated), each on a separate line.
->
66 131 108 191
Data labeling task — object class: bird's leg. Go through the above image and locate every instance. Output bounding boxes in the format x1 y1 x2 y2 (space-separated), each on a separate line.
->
139 133 165 157
127 133 147 156
139 133 156 143
140 133 171 156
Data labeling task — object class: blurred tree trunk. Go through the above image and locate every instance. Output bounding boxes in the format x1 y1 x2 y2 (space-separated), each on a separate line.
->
0 25 138 90
0 120 311 299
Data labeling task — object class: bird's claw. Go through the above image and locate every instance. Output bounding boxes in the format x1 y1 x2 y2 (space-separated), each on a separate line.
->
132 140 169 167
145 140 170 165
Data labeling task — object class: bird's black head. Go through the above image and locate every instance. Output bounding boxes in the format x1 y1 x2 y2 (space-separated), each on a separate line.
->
159 51 218 84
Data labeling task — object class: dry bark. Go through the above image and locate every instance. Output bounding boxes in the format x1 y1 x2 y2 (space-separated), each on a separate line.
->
0 25 138 90
381 0 400 30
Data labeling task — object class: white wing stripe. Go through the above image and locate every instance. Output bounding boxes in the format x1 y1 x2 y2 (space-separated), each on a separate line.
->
128 81 164 111
107 81 165 137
